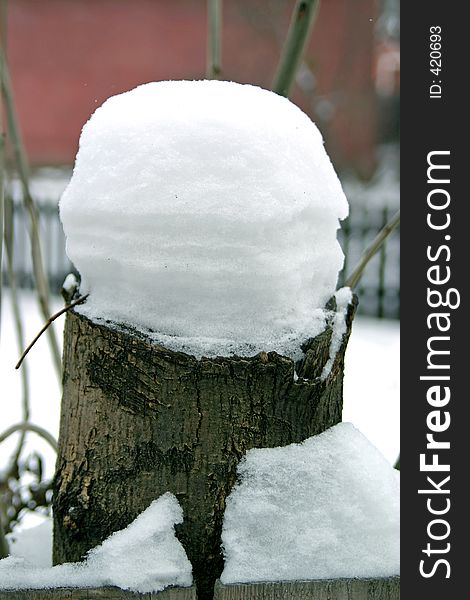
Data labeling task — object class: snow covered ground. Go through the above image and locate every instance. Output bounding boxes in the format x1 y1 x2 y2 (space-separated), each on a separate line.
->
0 290 399 531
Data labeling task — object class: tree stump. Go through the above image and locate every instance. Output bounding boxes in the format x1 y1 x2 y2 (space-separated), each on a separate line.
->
53 296 357 600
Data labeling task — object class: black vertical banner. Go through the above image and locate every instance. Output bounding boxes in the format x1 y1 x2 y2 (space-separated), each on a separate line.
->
401 3 466 598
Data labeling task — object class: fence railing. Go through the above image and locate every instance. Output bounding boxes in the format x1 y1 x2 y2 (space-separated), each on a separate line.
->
3 198 74 294
338 204 400 319
2 197 400 319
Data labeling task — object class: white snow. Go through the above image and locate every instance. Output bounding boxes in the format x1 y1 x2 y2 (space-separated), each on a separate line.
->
0 493 192 592
62 273 78 295
342 317 400 465
220 422 400 584
321 286 352 380
6 520 52 568
60 79 348 359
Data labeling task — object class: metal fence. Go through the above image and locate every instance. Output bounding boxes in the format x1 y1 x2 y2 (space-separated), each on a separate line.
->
3 197 400 319
4 199 74 294
338 205 400 319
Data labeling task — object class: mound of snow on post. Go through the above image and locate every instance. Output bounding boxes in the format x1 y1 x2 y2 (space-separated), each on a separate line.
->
60 80 348 359
0 493 192 592
221 422 399 583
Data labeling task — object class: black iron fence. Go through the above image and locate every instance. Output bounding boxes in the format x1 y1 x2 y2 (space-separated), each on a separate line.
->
338 204 400 319
3 197 400 319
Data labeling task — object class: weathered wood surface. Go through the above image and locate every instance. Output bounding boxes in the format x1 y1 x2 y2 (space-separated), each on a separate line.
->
53 297 357 600
0 586 196 599
213 577 400 599
0 578 399 600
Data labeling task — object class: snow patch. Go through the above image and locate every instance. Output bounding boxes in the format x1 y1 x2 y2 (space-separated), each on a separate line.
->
7 519 52 569
62 273 78 295
321 287 353 380
0 493 192 592
221 422 400 584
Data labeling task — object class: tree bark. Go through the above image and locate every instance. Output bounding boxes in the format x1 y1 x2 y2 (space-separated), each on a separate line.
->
53 296 357 600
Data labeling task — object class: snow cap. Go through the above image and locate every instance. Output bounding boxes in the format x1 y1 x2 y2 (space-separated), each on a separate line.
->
60 80 348 358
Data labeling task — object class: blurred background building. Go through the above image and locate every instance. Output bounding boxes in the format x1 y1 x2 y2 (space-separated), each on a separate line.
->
3 0 399 317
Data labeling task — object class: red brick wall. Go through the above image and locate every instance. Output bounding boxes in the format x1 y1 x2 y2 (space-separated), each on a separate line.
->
7 0 377 175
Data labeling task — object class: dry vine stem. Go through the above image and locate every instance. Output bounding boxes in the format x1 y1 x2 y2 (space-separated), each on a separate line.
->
207 0 222 78
344 208 400 290
0 518 7 560
0 13 6 330
0 46 62 376
272 0 320 97
0 422 58 452
15 295 89 370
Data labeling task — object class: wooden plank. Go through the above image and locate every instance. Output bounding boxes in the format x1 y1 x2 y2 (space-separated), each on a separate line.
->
213 577 400 600
0 585 197 600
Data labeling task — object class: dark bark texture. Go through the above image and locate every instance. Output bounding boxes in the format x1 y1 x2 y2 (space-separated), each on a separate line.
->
53 297 357 600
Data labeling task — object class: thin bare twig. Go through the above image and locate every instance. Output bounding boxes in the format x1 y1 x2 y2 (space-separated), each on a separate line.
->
4 198 31 472
15 294 88 370
0 516 8 559
0 46 62 376
0 213 2 351
0 422 58 452
344 209 400 290
207 0 222 78
0 223 3 351
0 38 4 342
272 0 320 97
0 7 12 558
